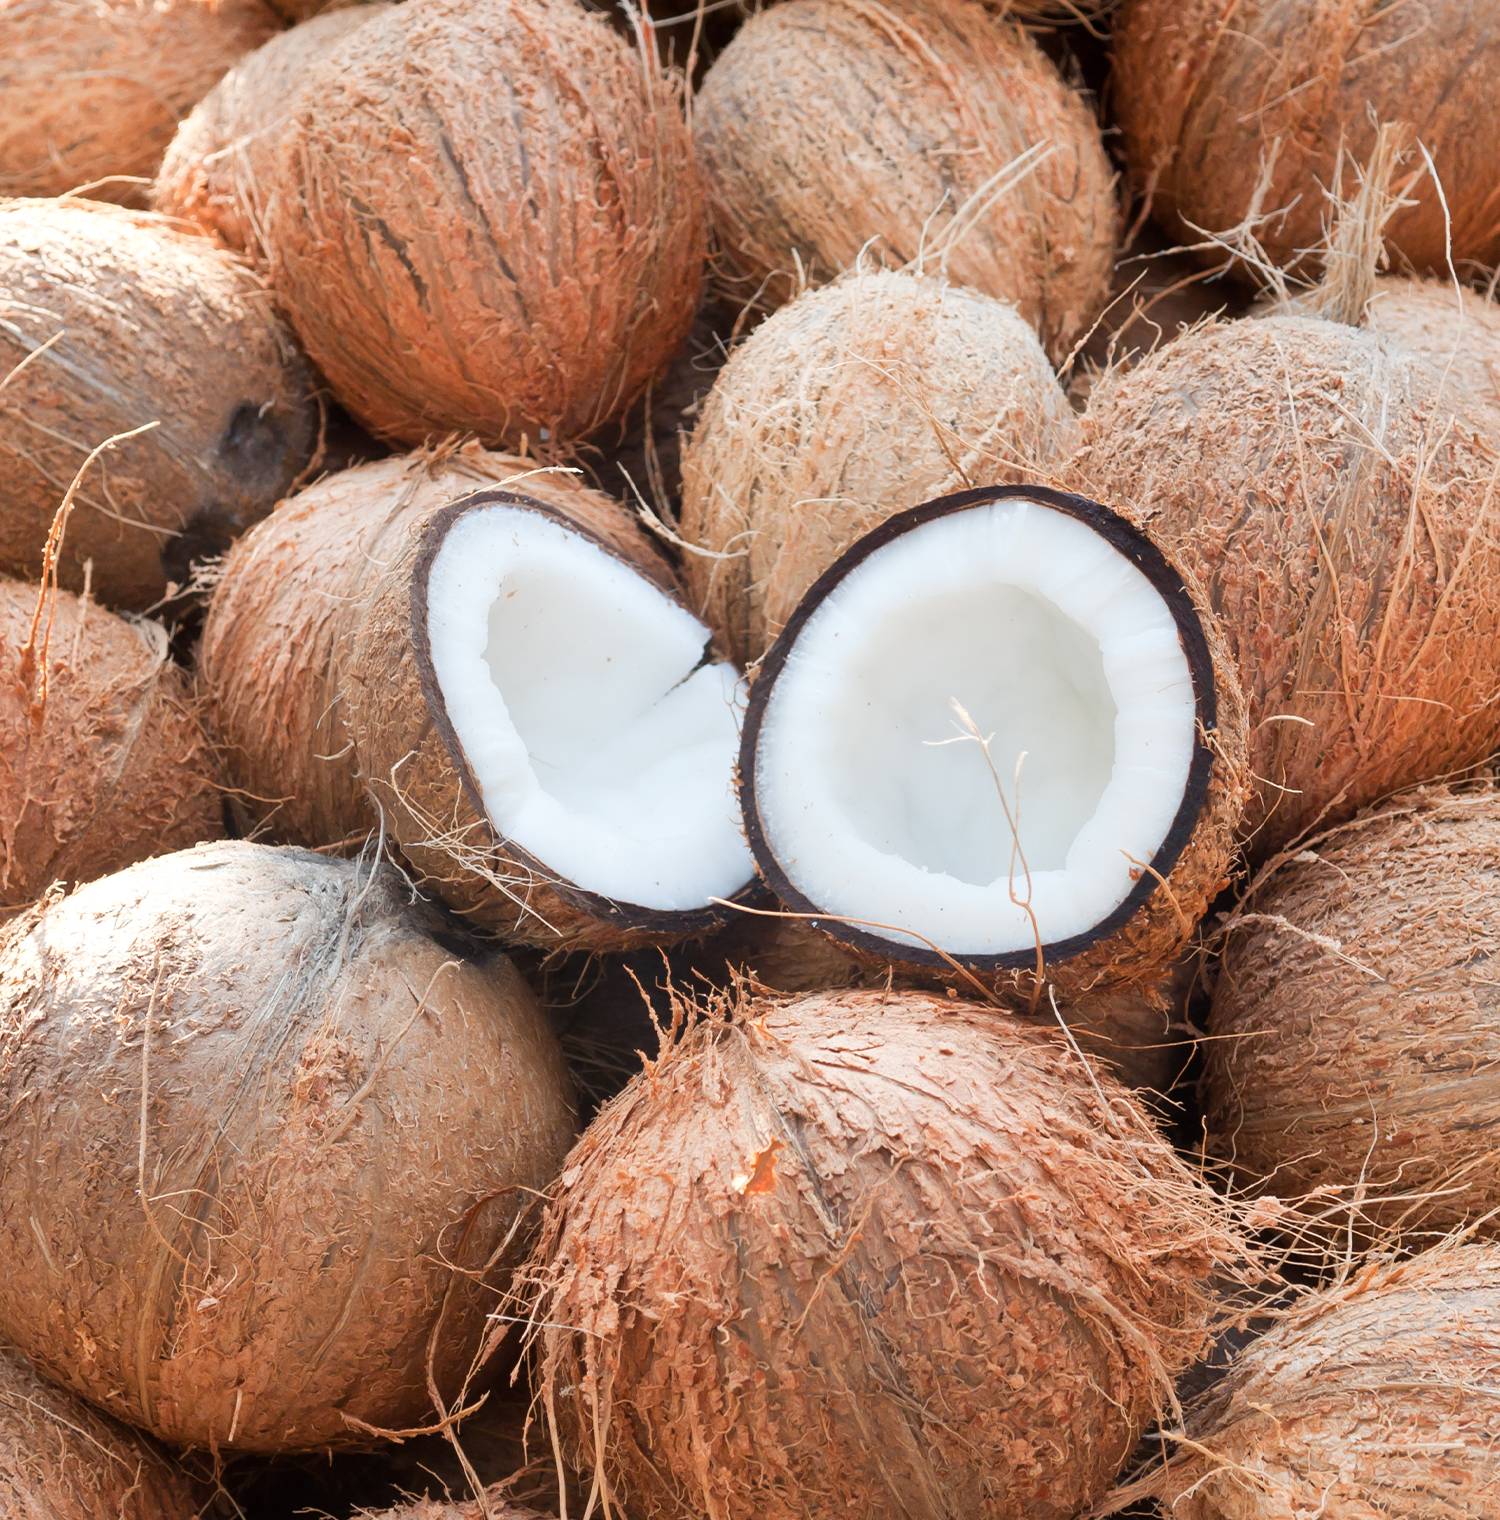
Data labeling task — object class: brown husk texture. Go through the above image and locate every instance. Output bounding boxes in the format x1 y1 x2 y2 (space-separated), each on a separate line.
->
0 577 221 911
1112 0 1500 279
357 1501 550 1520
263 0 705 449
0 198 315 610
0 1345 198 1519
1065 313 1500 858
1367 276 1500 426
679 268 1079 665
0 840 577 1452
0 0 279 205
523 987 1251 1520
693 0 1118 361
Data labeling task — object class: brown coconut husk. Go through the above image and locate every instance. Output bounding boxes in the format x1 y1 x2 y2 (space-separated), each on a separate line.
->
693 0 1118 362
152 4 391 254
678 267 1079 666
520 986 1255 1520
1367 276 1500 424
1202 785 1500 1242
0 576 222 911
0 1345 199 1519
358 1502 551 1520
1102 1244 1500 1519
0 0 279 206
0 198 316 611
261 0 704 450
1112 0 1500 281
0 840 577 1453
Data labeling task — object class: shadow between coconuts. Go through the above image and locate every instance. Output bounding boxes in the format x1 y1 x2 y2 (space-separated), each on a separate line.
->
736 483 1220 976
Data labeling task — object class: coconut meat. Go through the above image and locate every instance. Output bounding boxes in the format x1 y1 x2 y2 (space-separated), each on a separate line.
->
754 499 1198 955
425 505 752 912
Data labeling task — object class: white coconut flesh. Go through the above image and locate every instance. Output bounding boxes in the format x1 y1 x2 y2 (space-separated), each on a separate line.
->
425 505 753 912
753 499 1199 956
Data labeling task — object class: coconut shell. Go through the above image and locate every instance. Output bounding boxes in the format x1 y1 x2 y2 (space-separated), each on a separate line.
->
1367 276 1500 424
0 1346 199 1519
1112 0 1500 281
679 268 1080 666
0 840 577 1452
0 577 222 910
1065 314 1500 858
261 0 704 450
153 4 391 254
0 0 280 205
0 198 316 611
693 0 1117 362
523 987 1250 1520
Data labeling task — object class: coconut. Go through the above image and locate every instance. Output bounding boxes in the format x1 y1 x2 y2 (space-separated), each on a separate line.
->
0 198 316 611
521 986 1249 1520
199 445 756 951
1112 0 1500 279
679 268 1079 666
692 0 1118 362
0 0 280 205
0 840 576 1452
1105 1245 1500 1519
1365 277 1500 424
358 1503 550 1520
258 0 704 450
153 4 390 254
0 576 222 910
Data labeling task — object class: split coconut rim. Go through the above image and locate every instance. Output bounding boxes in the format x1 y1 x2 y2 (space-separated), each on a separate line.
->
741 487 1216 964
416 491 754 922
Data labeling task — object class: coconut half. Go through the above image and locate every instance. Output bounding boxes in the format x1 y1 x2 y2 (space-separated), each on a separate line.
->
740 485 1246 999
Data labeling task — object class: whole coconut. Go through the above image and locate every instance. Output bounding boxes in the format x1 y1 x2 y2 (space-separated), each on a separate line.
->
0 577 222 910
0 0 279 204
0 840 577 1452
1367 276 1500 422
262 0 704 450
679 268 1079 665
524 987 1250 1520
693 0 1118 362
0 199 316 610
1112 0 1500 279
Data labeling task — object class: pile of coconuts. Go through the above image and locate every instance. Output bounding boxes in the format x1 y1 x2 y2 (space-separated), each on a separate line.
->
2 0 1500 1517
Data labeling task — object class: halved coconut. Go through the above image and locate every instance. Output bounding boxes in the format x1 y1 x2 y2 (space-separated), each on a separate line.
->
739 485 1247 1002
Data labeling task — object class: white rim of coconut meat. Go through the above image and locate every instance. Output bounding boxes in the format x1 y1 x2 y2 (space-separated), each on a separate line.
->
416 491 755 925
741 488 1216 964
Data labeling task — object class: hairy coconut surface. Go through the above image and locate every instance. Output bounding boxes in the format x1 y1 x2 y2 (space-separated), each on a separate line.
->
1112 0 1500 280
0 840 577 1452
0 0 279 205
153 4 390 253
1367 276 1500 424
679 268 1078 665
356 1502 551 1520
0 577 221 911
1066 313 1500 858
1107 1245 1500 1519
0 198 315 610
522 987 1249 1520
693 0 1117 361
1203 786 1500 1240
262 0 704 450
0 1346 199 1519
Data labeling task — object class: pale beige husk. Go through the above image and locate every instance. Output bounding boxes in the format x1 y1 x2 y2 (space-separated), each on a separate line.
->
262 0 705 450
1367 276 1500 425
0 0 280 205
693 0 1118 361
357 1504 550 1520
679 268 1079 665
0 840 577 1453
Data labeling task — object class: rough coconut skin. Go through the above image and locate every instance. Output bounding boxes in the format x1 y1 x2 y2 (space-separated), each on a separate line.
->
522 988 1249 1520
0 1346 199 1519
1066 315 1500 858
0 0 279 205
693 0 1117 362
1203 787 1500 1239
357 1503 550 1520
679 269 1079 666
0 841 577 1453
0 199 316 610
1112 0 1500 280
0 578 222 911
262 0 704 450
1366 277 1500 425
